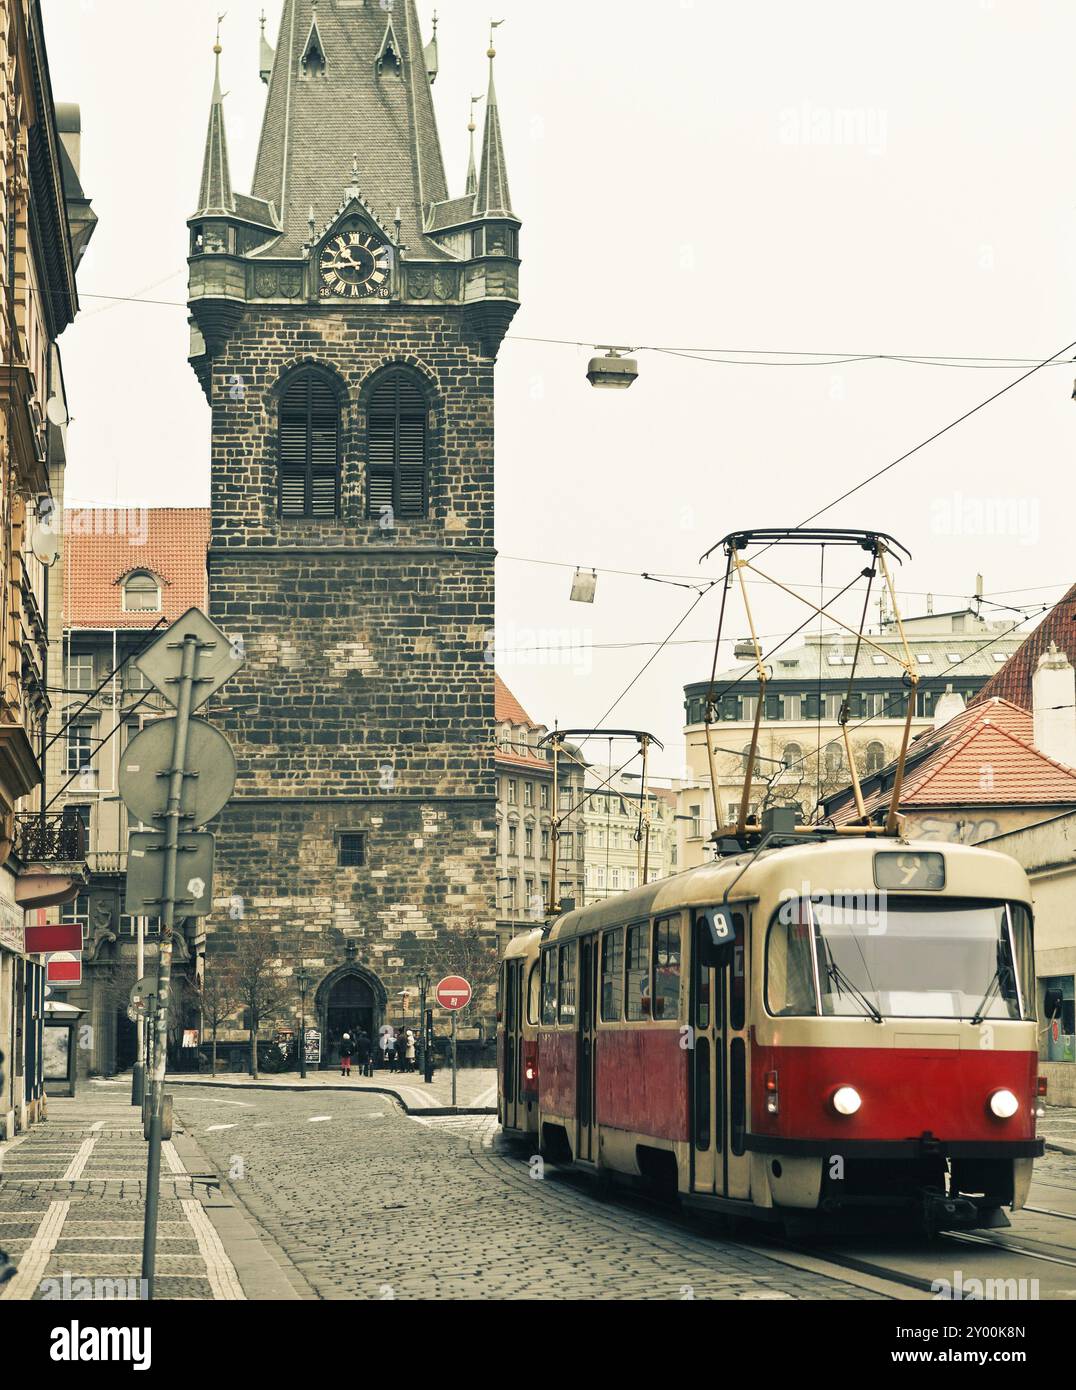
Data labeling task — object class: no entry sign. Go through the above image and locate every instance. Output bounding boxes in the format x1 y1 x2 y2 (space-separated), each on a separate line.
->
435 976 472 1011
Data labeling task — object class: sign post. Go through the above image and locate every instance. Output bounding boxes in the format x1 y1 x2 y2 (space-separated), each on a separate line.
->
434 975 472 1110
117 609 242 1300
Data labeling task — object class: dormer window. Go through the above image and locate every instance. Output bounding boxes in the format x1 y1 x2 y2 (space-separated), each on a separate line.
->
301 21 327 78
123 571 161 613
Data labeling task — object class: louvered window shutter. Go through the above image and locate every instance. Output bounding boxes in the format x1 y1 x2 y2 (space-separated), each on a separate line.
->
278 371 341 519
365 370 428 520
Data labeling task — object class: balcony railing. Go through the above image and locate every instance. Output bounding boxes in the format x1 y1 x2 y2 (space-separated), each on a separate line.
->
15 811 87 864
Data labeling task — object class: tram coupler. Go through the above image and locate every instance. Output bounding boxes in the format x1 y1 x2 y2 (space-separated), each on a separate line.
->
920 1189 980 1234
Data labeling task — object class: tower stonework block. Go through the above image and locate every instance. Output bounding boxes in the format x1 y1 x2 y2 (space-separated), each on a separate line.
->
188 1 518 1050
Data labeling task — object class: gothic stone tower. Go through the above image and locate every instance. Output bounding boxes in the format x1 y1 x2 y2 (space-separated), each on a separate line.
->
186 2 519 1050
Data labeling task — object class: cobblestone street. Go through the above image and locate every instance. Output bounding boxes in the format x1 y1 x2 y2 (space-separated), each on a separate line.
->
171 1084 887 1301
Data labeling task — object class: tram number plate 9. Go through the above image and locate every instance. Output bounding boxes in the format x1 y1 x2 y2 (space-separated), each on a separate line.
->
873 851 945 891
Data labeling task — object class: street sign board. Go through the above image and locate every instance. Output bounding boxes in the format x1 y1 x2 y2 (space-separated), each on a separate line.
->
435 976 472 1011
120 719 236 827
46 951 81 984
125 831 215 916
304 1030 322 1064
25 922 82 954
129 975 157 1015
134 607 244 712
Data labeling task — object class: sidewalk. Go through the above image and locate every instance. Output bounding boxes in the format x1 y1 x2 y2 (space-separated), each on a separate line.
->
1040 1103 1076 1156
0 1083 310 1301
165 1066 498 1114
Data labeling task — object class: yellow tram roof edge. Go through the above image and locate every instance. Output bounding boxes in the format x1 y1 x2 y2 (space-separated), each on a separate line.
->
522 838 1034 948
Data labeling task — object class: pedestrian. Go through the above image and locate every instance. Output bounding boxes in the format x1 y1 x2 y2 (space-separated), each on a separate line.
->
339 1032 352 1078
404 1028 416 1073
383 1030 396 1071
356 1029 372 1078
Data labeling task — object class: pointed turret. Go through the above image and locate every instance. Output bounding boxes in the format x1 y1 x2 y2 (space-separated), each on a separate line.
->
194 33 233 216
424 11 439 84
476 26 512 217
259 10 275 85
465 95 480 197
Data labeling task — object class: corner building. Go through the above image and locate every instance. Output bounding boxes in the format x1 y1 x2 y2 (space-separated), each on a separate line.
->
186 2 519 1054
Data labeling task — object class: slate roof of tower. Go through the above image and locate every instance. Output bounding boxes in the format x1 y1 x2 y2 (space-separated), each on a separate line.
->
63 508 210 629
476 64 513 217
194 53 233 216
970 582 1076 710
250 0 451 258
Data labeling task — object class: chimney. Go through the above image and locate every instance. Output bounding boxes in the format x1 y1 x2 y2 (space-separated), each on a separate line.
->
1033 643 1076 768
933 683 966 731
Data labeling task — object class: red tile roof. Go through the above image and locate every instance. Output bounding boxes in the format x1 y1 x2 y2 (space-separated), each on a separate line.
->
64 508 210 629
971 584 1076 710
832 697 1076 821
495 674 535 728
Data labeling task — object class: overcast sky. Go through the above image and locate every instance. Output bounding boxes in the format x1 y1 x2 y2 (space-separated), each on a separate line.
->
44 0 1076 777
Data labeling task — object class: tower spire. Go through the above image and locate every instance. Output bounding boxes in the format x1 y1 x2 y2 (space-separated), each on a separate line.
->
466 93 483 197
476 20 512 217
259 9 275 86
194 18 233 216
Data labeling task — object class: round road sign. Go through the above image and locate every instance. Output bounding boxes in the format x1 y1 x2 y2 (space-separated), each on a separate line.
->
120 717 237 827
435 976 472 1011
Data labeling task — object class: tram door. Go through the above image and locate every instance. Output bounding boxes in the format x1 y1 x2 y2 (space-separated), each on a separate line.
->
576 935 599 1162
502 959 524 1132
689 910 751 1201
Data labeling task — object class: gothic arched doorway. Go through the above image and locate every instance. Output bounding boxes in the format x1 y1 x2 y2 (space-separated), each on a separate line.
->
326 974 375 1047
315 964 386 1068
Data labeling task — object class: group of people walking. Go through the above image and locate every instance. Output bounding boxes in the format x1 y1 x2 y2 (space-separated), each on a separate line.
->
338 1026 417 1078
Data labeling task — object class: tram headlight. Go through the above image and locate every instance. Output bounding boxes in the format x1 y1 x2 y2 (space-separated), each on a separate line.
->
989 1088 1019 1119
831 1086 862 1116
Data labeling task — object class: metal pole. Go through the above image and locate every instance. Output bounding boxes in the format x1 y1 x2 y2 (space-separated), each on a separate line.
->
141 633 200 1299
132 915 145 1106
298 974 307 1080
451 1010 457 1109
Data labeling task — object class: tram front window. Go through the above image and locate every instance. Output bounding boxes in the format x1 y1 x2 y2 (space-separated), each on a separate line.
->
766 897 1033 1021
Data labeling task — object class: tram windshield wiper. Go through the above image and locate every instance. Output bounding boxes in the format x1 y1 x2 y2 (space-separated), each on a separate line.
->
970 967 1003 1026
816 931 883 1022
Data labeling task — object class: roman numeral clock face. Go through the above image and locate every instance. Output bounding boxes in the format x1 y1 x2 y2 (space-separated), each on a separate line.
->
319 231 391 299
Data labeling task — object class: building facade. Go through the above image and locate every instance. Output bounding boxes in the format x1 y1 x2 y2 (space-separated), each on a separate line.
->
43 509 210 1077
495 675 585 940
0 1 93 1136
676 608 1022 868
187 5 519 1058
581 765 674 905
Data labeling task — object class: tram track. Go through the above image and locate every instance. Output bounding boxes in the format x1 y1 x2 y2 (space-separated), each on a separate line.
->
468 1126 1076 1299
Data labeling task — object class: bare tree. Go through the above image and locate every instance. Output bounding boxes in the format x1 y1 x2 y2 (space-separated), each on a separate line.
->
198 956 241 1075
421 914 500 1038
231 928 292 1078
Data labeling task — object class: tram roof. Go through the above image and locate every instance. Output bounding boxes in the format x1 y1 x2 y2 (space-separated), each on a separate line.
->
542 836 1032 944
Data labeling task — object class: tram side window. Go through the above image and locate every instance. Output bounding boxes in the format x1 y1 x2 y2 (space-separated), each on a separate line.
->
601 928 624 1021
766 900 817 1017
540 949 558 1025
527 961 541 1025
559 942 578 1024
652 918 681 1020
625 923 651 1021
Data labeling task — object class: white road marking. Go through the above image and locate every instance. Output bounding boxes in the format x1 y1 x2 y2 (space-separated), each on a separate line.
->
205 1124 237 1133
88 1120 105 1132
0 1200 69 1301
199 1098 256 1108
181 1198 246 1300
308 1116 332 1123
62 1137 97 1180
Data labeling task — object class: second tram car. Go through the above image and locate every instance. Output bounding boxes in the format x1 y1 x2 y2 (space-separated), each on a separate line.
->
498 834 1044 1232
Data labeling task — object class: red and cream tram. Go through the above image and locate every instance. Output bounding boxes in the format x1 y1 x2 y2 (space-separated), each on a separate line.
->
498 833 1044 1232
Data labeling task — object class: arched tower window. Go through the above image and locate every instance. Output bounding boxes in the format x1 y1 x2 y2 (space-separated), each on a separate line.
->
122 571 161 613
278 369 341 519
365 369 429 520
